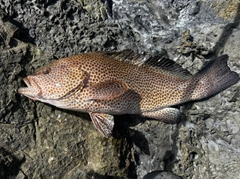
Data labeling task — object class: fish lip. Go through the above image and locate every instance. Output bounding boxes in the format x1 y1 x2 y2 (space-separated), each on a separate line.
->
18 78 29 94
23 77 31 87
18 77 42 100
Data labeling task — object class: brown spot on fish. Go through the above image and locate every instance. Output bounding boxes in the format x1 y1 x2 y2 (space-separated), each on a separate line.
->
18 50 240 137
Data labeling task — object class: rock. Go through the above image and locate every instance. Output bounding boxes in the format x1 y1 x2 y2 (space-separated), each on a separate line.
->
143 171 182 179
0 10 131 178
0 0 239 178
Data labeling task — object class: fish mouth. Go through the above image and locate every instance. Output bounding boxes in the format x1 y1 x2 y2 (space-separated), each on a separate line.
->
22 77 31 87
18 77 42 100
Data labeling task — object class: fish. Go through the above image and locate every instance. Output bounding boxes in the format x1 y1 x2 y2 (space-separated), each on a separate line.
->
18 50 240 137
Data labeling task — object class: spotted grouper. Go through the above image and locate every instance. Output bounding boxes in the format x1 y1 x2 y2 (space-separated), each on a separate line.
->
18 50 240 137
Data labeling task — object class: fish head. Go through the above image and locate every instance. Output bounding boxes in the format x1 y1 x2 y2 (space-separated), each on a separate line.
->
18 60 88 103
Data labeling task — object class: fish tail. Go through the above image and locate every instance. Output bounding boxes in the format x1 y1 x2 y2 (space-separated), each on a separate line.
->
190 55 239 100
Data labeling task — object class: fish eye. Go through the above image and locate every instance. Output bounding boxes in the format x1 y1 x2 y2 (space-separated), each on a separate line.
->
42 67 51 74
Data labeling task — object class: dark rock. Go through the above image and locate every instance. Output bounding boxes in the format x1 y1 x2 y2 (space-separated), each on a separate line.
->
143 171 182 179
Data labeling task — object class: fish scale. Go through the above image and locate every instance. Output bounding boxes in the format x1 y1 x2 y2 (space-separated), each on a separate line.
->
18 50 239 137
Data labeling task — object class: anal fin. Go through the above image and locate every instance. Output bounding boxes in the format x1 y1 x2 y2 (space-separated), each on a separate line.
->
142 108 181 124
89 112 114 137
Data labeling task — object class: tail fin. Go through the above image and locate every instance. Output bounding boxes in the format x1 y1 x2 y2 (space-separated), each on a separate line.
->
190 55 239 100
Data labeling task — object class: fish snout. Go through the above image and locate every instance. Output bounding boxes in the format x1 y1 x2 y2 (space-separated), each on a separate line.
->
18 76 42 99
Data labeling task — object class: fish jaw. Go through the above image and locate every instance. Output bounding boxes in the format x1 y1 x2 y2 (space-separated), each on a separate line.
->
18 76 67 108
18 76 43 101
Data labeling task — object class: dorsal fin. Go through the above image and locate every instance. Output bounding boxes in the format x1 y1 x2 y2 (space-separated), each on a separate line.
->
145 56 192 76
102 50 192 77
102 50 146 65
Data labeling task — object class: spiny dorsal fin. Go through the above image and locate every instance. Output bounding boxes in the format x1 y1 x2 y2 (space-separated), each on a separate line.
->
102 50 192 77
102 50 147 65
145 56 192 77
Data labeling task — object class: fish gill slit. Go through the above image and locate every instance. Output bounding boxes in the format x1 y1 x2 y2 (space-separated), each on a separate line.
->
58 81 85 100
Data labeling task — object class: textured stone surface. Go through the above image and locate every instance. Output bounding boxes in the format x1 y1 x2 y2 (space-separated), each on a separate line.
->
0 9 131 178
0 0 240 178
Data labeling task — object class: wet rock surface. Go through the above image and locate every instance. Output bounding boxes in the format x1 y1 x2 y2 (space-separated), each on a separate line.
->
0 0 240 178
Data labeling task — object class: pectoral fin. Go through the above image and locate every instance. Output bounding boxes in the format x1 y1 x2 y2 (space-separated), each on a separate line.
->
142 108 181 124
89 112 114 137
87 79 129 100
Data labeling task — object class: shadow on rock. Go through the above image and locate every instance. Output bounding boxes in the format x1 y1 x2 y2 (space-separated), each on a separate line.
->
86 170 126 179
143 170 182 179
113 115 150 155
0 147 25 179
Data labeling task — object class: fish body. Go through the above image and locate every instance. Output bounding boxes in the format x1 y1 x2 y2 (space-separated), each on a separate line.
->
18 50 240 137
